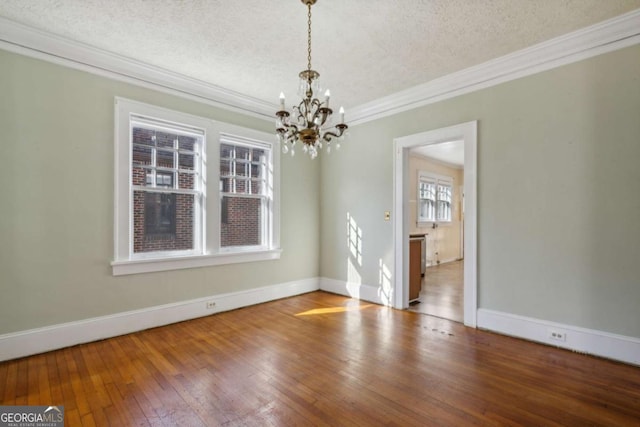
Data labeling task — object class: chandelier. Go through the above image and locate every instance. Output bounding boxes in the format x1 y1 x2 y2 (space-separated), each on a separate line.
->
276 0 348 159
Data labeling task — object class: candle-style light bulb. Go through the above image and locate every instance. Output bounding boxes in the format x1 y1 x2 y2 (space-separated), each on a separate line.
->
279 92 285 110
339 106 345 123
324 89 331 108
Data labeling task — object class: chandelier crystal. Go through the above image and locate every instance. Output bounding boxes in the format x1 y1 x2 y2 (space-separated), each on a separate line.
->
276 0 348 159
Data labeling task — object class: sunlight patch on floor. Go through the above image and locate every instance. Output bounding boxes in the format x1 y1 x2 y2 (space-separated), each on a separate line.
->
295 305 373 316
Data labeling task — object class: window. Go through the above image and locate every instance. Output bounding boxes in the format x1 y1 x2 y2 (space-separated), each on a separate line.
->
131 120 204 255
113 98 281 275
418 172 453 223
219 139 271 249
436 183 452 222
418 179 436 222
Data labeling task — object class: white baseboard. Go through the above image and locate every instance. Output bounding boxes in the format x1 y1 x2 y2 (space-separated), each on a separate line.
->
0 278 320 362
477 308 640 366
319 277 390 306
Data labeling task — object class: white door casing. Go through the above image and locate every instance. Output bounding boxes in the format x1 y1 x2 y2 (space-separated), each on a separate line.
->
393 121 477 327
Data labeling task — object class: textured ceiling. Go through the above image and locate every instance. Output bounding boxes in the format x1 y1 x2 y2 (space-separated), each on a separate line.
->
1 0 639 110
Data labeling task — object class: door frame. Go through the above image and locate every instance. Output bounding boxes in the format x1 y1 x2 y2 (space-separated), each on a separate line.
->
392 121 478 327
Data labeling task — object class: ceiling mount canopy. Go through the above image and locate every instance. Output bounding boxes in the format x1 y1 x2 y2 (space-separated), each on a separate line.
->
275 0 348 159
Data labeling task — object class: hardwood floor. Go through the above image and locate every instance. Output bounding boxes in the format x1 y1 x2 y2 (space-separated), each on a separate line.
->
409 260 464 322
1 291 639 426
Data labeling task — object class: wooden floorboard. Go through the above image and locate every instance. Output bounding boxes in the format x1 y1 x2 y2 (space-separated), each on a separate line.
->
409 260 464 322
1 291 639 426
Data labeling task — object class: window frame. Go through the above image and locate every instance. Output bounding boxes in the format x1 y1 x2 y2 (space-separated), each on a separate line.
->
218 135 274 252
417 171 454 225
112 98 281 276
436 182 453 222
129 115 205 260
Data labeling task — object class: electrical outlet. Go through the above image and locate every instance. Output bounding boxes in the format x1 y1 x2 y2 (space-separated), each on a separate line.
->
206 301 216 310
548 329 567 342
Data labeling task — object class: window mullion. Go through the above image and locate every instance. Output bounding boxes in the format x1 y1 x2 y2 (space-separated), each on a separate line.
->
173 138 178 190
231 148 236 193
151 145 157 188
132 185 199 196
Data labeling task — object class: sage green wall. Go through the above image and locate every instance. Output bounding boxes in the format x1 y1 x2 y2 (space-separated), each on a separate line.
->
320 44 640 338
0 50 320 334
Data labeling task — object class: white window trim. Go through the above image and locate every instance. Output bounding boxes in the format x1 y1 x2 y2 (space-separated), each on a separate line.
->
417 171 454 226
128 115 205 259
212 126 281 262
112 97 281 276
111 249 282 276
218 133 276 253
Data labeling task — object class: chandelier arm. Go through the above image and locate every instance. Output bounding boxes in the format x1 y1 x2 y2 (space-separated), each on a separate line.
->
309 99 322 124
282 121 299 131
303 100 316 125
291 103 304 122
317 107 331 125
279 129 296 144
321 130 340 142
322 124 348 141
322 133 336 142
300 98 309 113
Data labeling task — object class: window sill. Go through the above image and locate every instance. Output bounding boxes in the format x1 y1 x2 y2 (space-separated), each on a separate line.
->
111 248 282 276
417 221 454 228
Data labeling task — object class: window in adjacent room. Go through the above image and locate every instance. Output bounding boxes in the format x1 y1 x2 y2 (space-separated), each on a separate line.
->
436 182 452 222
418 172 453 223
418 177 436 222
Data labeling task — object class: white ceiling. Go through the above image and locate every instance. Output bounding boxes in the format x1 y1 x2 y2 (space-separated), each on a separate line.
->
412 140 465 167
1 0 639 112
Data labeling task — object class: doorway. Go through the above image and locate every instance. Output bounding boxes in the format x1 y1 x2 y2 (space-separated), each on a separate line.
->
392 121 477 327
407 142 465 321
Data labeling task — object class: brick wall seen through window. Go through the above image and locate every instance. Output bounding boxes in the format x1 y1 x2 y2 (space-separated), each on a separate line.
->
131 125 202 253
219 142 269 248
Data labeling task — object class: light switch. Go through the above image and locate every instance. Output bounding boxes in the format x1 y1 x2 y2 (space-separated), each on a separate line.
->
384 211 391 221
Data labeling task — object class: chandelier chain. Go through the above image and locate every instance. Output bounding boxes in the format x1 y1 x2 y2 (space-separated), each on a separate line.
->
307 4 312 71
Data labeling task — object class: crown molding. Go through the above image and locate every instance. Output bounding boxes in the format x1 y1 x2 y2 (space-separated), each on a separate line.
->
0 16 276 122
347 8 640 126
1 9 639 126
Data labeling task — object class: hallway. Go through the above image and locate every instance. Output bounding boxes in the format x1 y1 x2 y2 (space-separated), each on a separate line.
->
408 260 463 322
